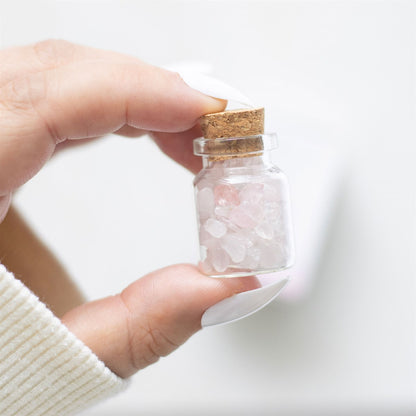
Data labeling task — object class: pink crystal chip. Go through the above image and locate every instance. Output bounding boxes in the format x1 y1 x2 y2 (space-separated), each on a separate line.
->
229 203 263 229
214 206 231 219
220 233 246 263
255 222 274 240
211 247 230 273
239 183 264 204
214 184 240 207
204 218 227 238
197 175 287 274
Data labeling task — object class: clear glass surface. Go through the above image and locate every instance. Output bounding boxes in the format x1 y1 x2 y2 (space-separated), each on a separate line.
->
193 153 294 278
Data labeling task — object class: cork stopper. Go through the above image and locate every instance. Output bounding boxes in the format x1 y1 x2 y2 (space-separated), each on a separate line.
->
200 107 264 139
199 108 265 160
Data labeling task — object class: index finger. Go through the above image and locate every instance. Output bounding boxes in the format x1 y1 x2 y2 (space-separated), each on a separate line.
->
0 40 225 197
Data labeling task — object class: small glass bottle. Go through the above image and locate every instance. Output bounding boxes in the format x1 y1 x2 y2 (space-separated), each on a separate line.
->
193 108 294 278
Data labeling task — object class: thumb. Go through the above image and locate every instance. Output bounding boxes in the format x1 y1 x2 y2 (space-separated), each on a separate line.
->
61 264 259 378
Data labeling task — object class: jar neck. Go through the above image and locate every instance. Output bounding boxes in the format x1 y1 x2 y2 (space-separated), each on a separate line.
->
202 152 272 169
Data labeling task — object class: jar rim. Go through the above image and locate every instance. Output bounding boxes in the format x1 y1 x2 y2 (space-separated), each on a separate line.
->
193 133 278 157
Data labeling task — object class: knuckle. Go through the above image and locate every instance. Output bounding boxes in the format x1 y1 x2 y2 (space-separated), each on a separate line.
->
144 326 178 363
130 326 165 369
118 291 162 371
0 71 48 112
119 291 179 370
169 70 184 85
0 72 59 143
32 39 76 68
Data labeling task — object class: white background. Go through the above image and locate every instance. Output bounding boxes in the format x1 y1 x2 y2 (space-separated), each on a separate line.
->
1 1 415 414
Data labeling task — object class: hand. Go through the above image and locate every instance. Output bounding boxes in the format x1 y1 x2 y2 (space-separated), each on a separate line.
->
0 40 259 378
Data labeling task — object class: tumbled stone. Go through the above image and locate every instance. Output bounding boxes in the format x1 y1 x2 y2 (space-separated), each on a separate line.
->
239 246 261 269
195 163 292 276
229 203 263 229
204 218 227 238
211 247 230 273
239 183 264 204
255 222 274 240
214 205 231 219
221 233 246 263
214 184 240 207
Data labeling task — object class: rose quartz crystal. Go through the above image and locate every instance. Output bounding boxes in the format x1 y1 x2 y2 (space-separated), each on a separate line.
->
214 184 240 207
204 218 227 238
196 178 289 275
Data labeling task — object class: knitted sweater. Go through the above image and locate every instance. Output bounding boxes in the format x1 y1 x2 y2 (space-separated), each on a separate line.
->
0 264 126 415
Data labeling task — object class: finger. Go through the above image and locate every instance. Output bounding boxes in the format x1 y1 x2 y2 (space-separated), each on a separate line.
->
151 124 203 174
54 125 147 153
0 40 226 195
54 124 203 173
61 264 260 378
0 40 140 88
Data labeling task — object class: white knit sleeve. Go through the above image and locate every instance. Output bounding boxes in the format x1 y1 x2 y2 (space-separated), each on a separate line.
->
0 264 127 416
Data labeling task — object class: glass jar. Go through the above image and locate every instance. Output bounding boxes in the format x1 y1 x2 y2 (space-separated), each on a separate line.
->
193 133 294 277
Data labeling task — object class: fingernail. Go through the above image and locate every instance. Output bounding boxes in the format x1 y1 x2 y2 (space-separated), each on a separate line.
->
201 276 289 327
178 70 255 108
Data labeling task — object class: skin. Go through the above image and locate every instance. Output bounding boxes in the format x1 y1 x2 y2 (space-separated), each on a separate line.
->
0 40 260 378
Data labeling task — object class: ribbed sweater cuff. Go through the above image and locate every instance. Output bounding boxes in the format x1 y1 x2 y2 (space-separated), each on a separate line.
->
0 264 127 416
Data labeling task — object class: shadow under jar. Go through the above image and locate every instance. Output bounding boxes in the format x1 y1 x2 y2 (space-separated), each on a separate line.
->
194 131 295 278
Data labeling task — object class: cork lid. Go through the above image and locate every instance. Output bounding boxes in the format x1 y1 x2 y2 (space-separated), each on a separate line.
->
200 107 264 139
197 107 265 159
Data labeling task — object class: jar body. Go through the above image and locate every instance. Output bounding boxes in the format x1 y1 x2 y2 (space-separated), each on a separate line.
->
194 154 294 277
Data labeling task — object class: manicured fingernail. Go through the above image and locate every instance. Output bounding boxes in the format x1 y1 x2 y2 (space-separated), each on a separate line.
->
201 276 289 327
178 70 254 107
